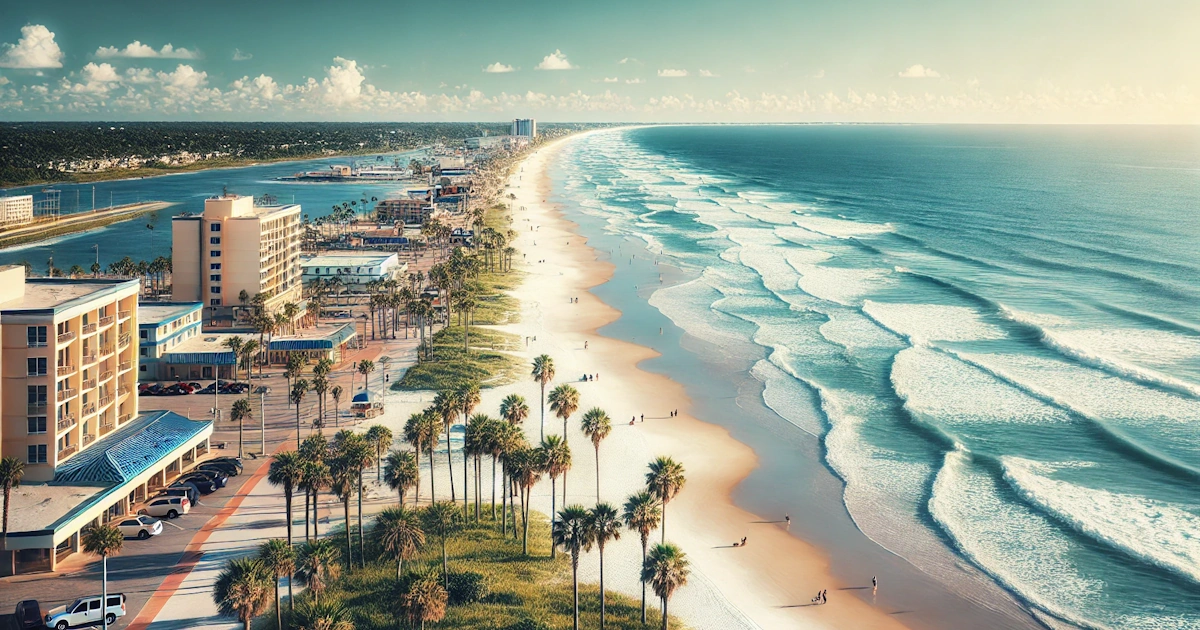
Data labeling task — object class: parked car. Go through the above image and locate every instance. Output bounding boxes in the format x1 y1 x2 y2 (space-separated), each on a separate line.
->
43 594 126 630
14 600 42 629
140 496 189 519
161 485 199 504
175 474 217 494
159 383 192 396
138 383 163 396
199 461 240 477
185 468 227 488
116 515 162 539
207 456 244 474
186 382 203 390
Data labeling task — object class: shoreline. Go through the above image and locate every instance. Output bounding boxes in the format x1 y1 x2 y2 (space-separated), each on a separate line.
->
0 201 173 248
505 131 910 628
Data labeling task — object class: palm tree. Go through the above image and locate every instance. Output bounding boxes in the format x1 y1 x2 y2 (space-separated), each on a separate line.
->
432 390 459 502
537 435 571 559
295 537 341 604
421 501 462 589
223 336 246 384
374 505 425 578
464 414 490 521
365 425 393 482
456 382 481 517
269 451 305 546
646 457 686 543
643 543 690 630
399 572 448 630
420 411 441 501
356 359 375 393
292 598 354 630
328 456 356 570
624 490 663 624
402 413 427 504
589 503 622 630
300 460 330 539
0 456 24 573
494 423 525 538
330 385 344 428
548 384 581 444
291 378 311 439
499 393 529 427
82 525 123 630
580 408 612 500
336 431 375 568
552 505 594 630
231 398 253 459
257 538 295 627
239 339 260 387
531 355 555 440
213 557 274 630
384 450 419 506
310 375 329 433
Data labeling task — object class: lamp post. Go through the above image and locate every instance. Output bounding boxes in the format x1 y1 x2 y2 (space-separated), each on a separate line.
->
260 387 269 456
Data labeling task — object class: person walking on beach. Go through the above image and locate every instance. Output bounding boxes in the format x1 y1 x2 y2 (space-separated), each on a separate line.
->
872 576 878 592
785 513 791 528
640 414 644 422
584 341 589 350
821 590 827 604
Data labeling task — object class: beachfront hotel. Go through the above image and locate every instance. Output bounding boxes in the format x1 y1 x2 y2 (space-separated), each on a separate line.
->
171 193 303 325
0 194 35 227
0 267 213 574
511 118 537 138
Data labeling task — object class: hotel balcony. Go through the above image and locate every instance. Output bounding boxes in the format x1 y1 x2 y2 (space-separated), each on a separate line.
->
81 401 97 416
99 395 112 408
99 419 114 432
56 388 77 402
82 434 96 447
81 377 97 390
56 365 73 377
57 444 77 460
118 384 130 396
118 360 132 372
118 412 132 424
99 314 115 327
57 414 76 431
119 332 131 348
118 309 132 321
56 330 76 345
82 352 98 365
83 322 98 335
101 344 116 358
100 369 114 381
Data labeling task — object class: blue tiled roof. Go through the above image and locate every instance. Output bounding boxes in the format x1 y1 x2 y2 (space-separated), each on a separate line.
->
352 390 374 404
270 324 357 351
55 411 213 484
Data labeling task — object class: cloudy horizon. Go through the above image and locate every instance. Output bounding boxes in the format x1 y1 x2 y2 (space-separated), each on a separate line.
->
0 0 1196 123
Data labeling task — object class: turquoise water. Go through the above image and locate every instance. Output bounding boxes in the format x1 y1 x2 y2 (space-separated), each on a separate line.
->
553 126 1200 630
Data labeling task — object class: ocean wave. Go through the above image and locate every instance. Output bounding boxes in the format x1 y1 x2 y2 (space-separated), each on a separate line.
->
1002 457 1200 584
793 263 895 307
1040 328 1200 398
863 300 1006 343
792 216 894 239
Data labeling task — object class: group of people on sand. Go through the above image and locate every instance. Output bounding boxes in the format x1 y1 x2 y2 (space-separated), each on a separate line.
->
581 373 598 381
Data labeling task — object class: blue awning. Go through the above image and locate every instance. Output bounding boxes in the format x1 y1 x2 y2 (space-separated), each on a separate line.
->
351 390 374 404
165 351 237 365
55 411 214 484
270 324 356 351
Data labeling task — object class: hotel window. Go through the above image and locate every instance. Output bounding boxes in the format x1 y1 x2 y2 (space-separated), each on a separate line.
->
210 237 221 245
27 416 47 434
27 325 47 347
27 385 47 406
139 348 148 357
27 444 47 464
210 286 221 294
210 223 221 232
210 250 221 257
210 299 221 306
27 357 47 376
210 263 222 270
140 329 148 339
210 274 221 282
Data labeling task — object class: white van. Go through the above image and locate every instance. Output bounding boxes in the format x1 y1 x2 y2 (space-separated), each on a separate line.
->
44 594 126 629
141 495 190 519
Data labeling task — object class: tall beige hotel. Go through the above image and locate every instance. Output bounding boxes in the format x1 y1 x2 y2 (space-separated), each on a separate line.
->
172 194 303 322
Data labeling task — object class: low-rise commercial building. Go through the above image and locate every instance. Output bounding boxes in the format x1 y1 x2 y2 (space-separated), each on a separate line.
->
301 253 405 289
137 302 204 381
375 197 435 225
0 194 34 227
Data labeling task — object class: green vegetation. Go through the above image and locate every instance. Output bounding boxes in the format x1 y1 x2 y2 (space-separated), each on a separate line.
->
251 508 683 630
395 326 522 391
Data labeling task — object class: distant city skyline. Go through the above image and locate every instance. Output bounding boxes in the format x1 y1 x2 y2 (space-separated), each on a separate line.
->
0 0 1196 123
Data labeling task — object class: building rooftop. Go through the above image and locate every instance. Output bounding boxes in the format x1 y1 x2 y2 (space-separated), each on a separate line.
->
139 302 203 326
270 322 357 351
3 483 108 535
163 333 240 365
55 410 213 484
0 276 139 313
301 253 397 268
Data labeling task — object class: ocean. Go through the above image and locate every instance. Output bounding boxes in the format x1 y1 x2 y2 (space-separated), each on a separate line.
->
549 125 1200 630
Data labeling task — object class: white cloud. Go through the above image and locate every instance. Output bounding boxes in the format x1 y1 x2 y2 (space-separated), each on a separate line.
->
484 62 515 73
157 64 208 91
658 69 688 78
67 62 121 94
0 24 64 69
232 48 253 61
618 57 641 65
536 50 575 70
898 64 940 79
602 77 618 83
0 75 8 86
625 78 644 84
813 69 825 79
699 69 718 78
96 41 200 59
321 57 364 105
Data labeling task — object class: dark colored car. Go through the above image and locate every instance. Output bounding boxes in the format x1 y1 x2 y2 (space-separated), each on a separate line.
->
14 600 42 629
207 456 244 474
173 476 215 494
186 382 203 390
161 486 199 504
139 383 163 396
188 468 228 488
199 461 240 477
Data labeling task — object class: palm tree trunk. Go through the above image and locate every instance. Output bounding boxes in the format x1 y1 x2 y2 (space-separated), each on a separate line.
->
287 569 294 615
520 485 529 555
463 444 469 520
662 597 668 630
429 443 436 499
446 421 456 502
662 500 667 543
500 460 507 535
101 555 108 630
595 445 601 501
491 455 497 520
357 473 365 568
572 559 580 630
284 489 294 546
397 555 403 580
414 442 421 505
312 488 319 537
539 384 546 441
343 497 352 570
550 477 557 559
641 541 648 624
600 547 606 630
304 490 311 542
274 576 282 630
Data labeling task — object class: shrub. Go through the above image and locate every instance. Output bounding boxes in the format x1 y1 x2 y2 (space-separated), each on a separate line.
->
503 619 550 630
481 591 523 606
446 570 488 605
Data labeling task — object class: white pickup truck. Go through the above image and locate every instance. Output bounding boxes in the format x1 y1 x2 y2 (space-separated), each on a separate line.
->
44 594 126 630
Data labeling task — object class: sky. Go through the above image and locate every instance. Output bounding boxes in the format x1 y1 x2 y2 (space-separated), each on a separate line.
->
0 0 1197 123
